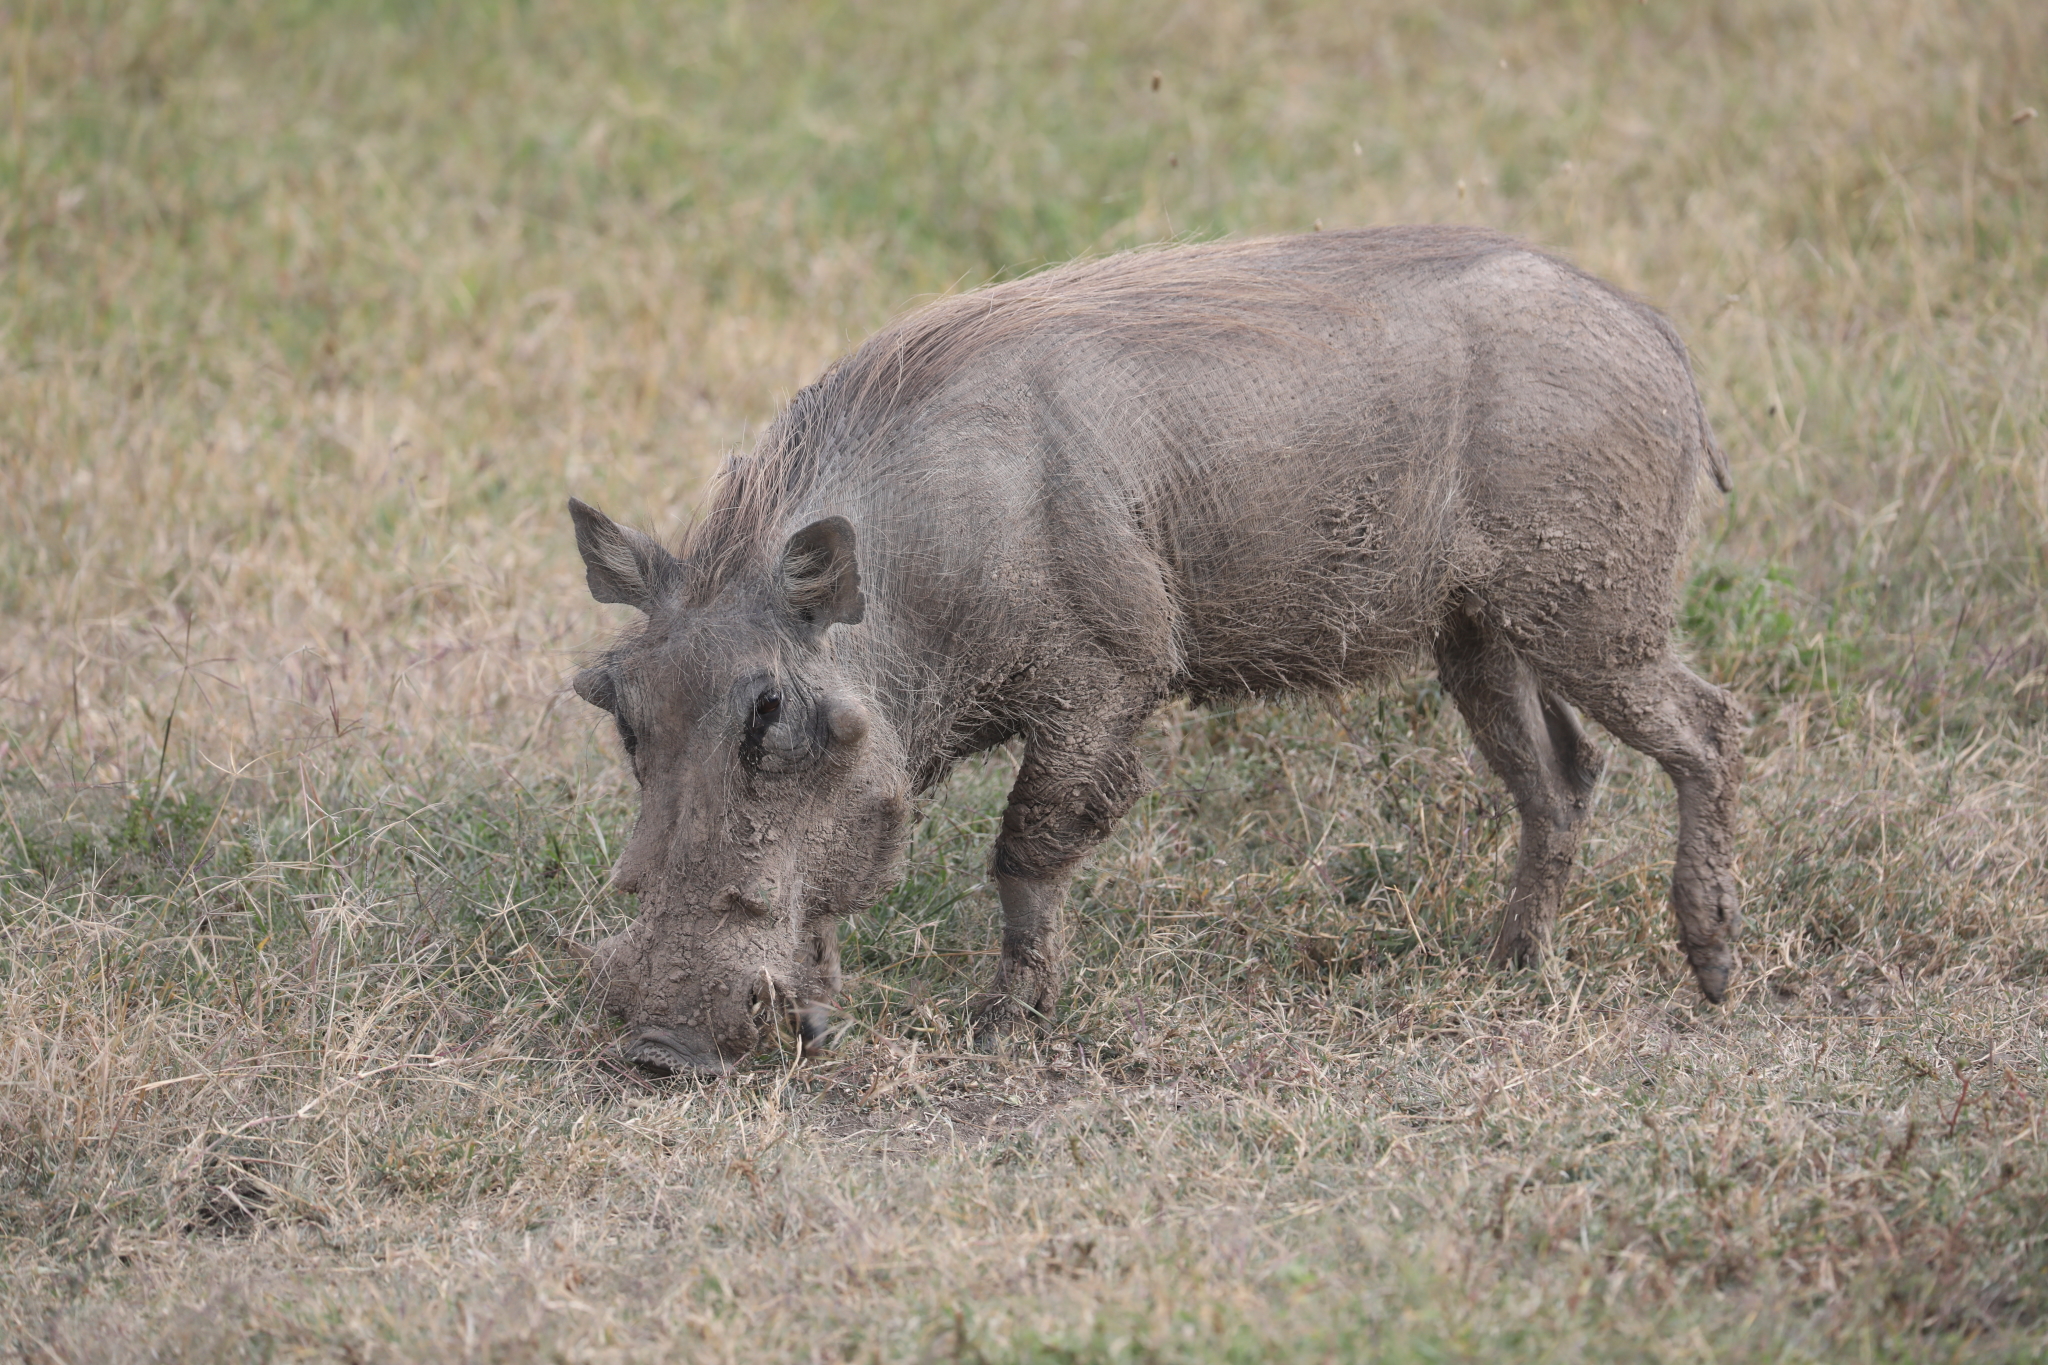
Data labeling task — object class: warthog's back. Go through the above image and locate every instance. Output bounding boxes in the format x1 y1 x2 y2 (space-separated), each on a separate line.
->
753 226 1721 709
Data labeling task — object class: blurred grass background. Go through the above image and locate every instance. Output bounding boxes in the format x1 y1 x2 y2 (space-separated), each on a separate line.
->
3 2 2046 1361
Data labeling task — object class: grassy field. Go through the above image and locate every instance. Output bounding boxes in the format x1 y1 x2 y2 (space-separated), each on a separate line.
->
3 1 2046 1359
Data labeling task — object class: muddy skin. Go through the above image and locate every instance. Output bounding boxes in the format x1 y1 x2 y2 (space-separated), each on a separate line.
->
566 226 1746 1074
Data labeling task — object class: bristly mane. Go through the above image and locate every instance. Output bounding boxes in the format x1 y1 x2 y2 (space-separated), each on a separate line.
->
669 286 1014 605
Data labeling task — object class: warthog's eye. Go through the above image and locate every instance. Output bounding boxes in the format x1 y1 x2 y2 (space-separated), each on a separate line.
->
742 685 802 773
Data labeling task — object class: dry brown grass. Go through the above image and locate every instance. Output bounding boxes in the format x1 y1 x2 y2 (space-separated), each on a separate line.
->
3 1 2046 1360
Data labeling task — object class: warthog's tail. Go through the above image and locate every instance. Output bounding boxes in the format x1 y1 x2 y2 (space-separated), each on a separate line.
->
1700 406 1732 494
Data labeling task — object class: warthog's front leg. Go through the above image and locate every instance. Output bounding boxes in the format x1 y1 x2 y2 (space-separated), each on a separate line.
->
976 873 1069 1026
970 698 1152 1033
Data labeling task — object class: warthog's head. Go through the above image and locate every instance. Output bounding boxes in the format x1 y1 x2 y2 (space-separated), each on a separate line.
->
566 499 911 1075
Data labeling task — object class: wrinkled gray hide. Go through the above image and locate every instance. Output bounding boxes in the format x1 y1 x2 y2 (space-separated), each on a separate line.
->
567 227 1745 1075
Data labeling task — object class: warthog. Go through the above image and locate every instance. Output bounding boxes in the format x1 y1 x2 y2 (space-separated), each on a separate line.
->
566 226 1744 1075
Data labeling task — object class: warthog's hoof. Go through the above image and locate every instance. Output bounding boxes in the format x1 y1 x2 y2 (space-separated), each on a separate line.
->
1487 930 1548 972
967 990 1051 1041
968 959 1059 1043
792 1004 836 1056
1687 947 1734 1004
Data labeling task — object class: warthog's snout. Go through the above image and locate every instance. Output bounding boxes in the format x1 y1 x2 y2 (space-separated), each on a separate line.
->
580 932 782 1076
618 987 831 1077
620 1023 745 1077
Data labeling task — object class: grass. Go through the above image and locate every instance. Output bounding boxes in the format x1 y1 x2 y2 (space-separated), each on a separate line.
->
2 0 2046 1359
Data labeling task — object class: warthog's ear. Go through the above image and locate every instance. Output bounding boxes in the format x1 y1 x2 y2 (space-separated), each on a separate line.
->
778 517 864 637
568 498 677 612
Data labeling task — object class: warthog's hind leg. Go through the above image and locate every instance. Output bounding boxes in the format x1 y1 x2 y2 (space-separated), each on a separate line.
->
1562 657 1746 1002
1436 607 1606 972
